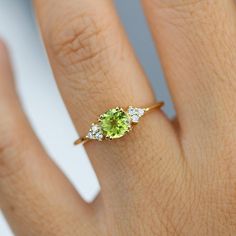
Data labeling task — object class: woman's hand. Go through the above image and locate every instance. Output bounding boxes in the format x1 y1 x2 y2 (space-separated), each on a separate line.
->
1 0 236 235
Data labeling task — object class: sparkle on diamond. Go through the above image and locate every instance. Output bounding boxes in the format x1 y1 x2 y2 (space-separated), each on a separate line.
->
128 106 145 123
87 124 103 140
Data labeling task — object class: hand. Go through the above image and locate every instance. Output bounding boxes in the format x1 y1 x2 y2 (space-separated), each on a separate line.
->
1 1 236 235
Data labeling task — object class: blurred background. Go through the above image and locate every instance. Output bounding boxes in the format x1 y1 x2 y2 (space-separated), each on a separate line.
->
0 0 173 235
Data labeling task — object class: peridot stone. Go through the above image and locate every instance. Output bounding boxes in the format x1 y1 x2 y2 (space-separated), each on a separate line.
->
100 108 130 139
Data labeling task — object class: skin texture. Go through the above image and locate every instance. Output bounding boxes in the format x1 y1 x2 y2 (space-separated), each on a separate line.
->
0 0 236 235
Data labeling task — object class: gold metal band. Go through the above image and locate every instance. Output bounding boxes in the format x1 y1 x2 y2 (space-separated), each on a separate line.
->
74 137 89 145
144 101 164 113
74 101 164 146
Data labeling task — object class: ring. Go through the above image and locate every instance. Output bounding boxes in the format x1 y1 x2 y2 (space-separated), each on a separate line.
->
74 101 164 145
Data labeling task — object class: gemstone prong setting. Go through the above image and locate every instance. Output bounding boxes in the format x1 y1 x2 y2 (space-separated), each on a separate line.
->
74 102 164 145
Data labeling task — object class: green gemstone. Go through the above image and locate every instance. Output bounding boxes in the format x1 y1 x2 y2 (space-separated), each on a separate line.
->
100 108 130 139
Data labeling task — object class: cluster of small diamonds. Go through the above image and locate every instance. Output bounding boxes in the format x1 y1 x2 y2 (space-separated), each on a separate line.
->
86 124 103 141
127 107 145 123
86 107 146 141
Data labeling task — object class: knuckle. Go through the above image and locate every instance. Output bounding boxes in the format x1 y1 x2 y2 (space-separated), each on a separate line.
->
49 12 122 77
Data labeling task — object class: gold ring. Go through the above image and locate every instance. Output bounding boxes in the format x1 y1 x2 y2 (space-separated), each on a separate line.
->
74 101 164 145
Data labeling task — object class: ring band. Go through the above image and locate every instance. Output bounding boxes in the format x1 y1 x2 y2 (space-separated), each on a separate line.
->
74 101 164 145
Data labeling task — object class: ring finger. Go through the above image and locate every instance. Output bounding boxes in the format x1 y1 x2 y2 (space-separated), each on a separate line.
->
34 0 180 206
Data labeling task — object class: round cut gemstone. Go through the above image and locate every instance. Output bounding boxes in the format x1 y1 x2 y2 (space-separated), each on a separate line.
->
100 108 130 139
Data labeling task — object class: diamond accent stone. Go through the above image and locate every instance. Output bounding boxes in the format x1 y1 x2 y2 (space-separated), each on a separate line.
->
91 125 99 133
95 132 103 140
128 106 145 123
137 108 145 116
86 124 103 141
128 107 136 115
87 132 94 139
131 114 139 123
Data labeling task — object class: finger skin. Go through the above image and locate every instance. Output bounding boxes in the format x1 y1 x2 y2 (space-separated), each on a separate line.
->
34 1 236 235
33 1 187 234
34 0 179 199
35 0 156 135
142 0 236 162
0 41 99 235
142 2 236 235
